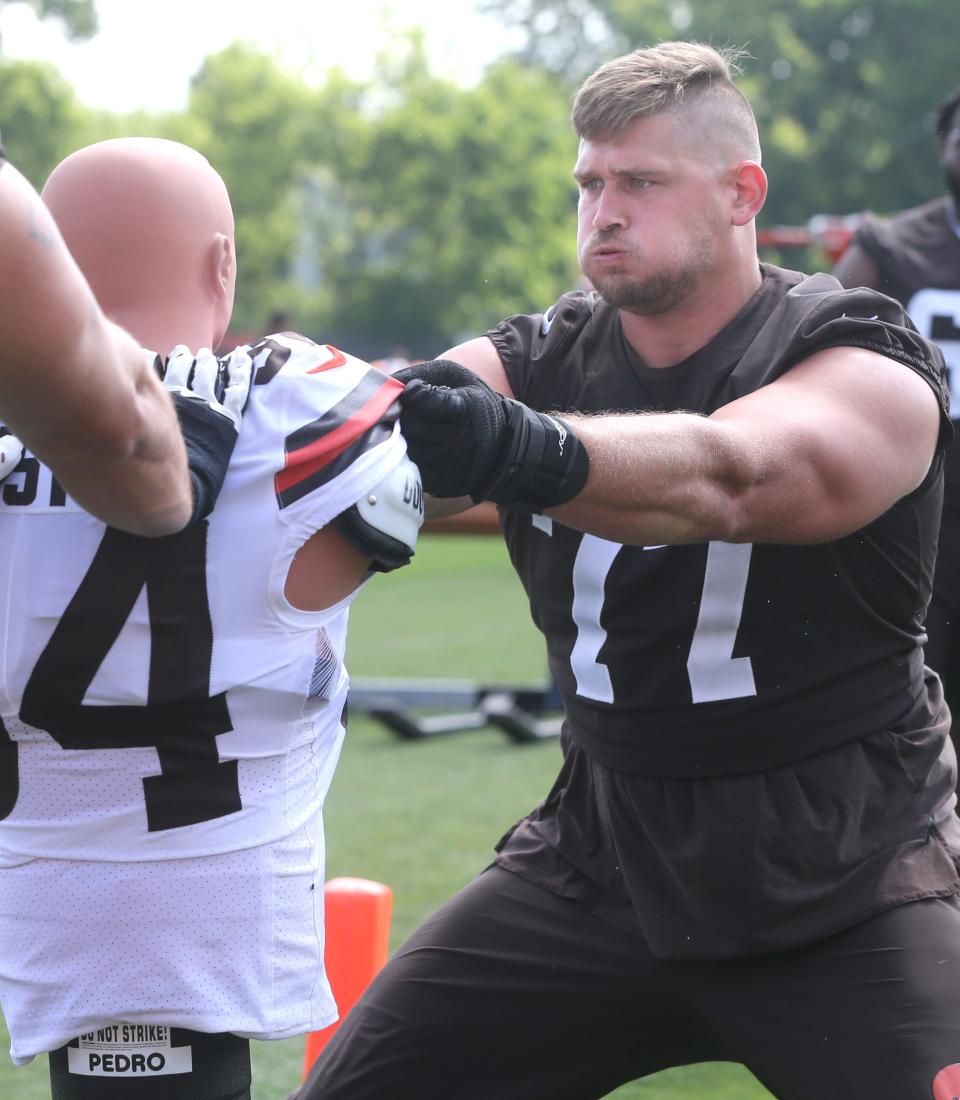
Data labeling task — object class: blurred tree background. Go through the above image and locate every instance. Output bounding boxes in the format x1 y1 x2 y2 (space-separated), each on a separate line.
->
0 0 96 42
0 0 956 353
483 0 958 225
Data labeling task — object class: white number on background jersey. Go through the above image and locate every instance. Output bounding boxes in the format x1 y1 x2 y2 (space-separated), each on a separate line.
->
534 518 756 705
907 287 960 414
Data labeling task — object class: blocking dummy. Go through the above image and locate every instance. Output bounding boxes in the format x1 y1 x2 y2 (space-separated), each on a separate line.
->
0 138 422 1100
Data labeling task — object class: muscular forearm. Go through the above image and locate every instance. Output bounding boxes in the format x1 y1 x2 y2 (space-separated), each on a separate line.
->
40 318 194 537
395 347 935 548
1 304 194 536
545 412 751 545
544 347 938 548
0 166 194 535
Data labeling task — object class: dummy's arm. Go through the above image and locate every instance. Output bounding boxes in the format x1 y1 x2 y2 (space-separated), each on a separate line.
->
0 161 195 536
394 338 939 547
284 453 424 611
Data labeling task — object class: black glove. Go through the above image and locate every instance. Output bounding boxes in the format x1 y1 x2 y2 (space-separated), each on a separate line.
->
158 345 254 523
394 360 589 510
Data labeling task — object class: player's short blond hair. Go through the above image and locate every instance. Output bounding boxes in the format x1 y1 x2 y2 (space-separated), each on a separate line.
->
572 41 761 164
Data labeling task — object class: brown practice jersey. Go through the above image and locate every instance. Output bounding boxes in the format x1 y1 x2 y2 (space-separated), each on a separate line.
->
487 265 959 959
488 265 950 778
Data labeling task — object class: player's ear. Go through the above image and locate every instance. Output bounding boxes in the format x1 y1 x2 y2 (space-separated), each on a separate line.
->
731 161 767 226
208 233 235 303
208 234 235 346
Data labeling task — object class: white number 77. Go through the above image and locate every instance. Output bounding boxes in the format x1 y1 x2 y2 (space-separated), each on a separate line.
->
534 517 756 705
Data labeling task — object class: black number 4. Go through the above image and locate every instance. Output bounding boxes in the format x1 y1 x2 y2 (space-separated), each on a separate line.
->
15 524 242 831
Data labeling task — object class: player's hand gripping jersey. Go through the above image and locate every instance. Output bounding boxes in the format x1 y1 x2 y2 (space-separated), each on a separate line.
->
0 334 419 1063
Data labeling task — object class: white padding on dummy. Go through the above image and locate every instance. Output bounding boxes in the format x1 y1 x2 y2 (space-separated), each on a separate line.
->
355 453 424 553
0 433 24 481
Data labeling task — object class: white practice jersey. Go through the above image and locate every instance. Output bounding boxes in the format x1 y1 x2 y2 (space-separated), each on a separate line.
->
0 333 413 1061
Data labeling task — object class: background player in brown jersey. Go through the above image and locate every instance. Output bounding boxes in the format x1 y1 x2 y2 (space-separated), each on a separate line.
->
296 40 960 1100
0 143 251 535
834 86 960 779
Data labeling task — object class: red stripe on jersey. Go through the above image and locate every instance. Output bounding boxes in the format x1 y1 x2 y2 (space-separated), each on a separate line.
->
274 375 403 496
306 346 348 374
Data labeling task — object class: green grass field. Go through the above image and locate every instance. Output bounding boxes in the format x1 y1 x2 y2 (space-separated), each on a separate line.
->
0 535 773 1099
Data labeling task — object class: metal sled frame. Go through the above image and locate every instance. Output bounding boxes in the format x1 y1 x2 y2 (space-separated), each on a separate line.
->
348 677 562 742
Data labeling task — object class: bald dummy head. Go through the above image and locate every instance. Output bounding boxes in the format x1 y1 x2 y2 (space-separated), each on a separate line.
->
41 138 236 354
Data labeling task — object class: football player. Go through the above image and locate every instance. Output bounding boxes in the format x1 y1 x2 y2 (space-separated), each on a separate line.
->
298 42 960 1100
835 85 960 782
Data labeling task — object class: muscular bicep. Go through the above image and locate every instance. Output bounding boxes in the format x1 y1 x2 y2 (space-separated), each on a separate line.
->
712 347 942 543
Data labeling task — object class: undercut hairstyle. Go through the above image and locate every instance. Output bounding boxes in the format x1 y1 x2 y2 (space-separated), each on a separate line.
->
572 40 761 164
935 86 960 139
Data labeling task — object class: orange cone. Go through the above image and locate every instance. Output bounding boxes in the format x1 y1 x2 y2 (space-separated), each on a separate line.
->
302 876 393 1078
